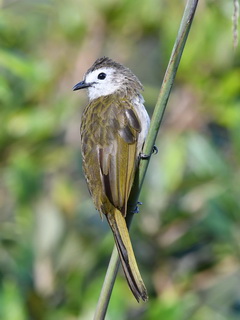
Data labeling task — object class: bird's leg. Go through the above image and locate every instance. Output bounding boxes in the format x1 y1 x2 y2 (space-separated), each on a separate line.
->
140 145 158 160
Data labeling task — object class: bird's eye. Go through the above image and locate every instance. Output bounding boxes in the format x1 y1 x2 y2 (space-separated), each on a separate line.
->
98 72 106 80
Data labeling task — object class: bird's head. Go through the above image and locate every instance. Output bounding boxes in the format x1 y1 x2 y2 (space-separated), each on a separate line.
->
73 57 143 101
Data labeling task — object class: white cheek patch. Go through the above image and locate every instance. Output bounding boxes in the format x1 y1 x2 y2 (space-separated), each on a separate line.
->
85 67 122 101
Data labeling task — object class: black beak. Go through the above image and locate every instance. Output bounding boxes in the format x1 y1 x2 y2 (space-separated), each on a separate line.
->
72 81 90 91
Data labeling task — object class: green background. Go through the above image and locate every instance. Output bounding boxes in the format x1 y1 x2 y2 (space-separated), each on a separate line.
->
0 0 240 319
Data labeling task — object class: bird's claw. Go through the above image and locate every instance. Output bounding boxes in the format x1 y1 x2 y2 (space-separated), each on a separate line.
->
140 145 158 160
131 201 142 214
152 145 158 154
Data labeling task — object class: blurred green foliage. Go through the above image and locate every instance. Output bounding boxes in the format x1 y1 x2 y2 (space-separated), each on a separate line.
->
0 0 240 319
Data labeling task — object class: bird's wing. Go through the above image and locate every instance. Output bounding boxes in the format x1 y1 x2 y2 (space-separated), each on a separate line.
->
98 96 142 216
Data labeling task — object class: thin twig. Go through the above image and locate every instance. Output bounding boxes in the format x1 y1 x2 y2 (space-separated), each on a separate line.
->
93 1 199 319
93 247 120 320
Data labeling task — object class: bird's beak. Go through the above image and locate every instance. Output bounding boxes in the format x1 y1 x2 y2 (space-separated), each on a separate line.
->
72 81 90 91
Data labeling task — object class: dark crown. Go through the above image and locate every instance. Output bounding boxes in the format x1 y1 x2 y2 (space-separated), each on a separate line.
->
87 57 124 73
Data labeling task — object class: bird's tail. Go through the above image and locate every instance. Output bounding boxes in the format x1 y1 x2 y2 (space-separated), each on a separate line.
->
106 209 148 302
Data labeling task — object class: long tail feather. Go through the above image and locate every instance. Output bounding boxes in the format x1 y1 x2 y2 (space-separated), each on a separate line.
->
106 209 148 302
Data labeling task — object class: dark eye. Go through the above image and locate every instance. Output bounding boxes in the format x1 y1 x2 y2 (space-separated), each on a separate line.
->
98 72 106 80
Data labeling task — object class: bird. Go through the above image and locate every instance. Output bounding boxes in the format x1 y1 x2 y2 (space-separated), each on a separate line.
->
73 57 150 302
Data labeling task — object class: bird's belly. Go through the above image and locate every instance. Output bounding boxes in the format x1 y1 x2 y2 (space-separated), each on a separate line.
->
132 97 150 153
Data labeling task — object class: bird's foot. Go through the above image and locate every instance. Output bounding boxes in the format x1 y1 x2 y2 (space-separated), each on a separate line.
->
140 145 158 160
131 201 143 214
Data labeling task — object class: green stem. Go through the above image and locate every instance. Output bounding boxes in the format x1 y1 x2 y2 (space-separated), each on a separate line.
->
93 1 199 319
93 247 120 320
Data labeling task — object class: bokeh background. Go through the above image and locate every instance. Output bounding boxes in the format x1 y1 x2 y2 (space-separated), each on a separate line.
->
1 0 240 319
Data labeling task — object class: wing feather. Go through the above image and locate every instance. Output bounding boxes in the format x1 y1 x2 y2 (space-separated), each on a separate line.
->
98 98 142 215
